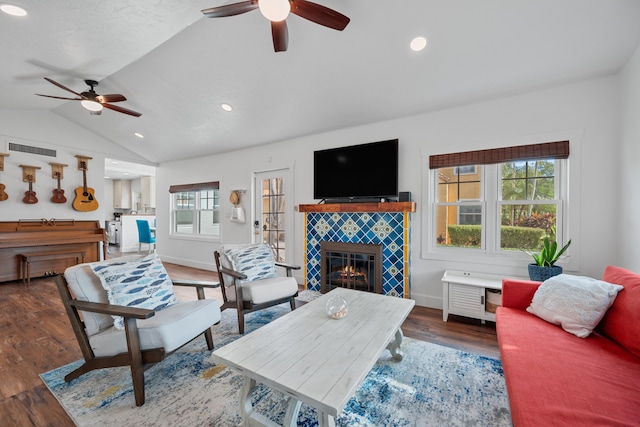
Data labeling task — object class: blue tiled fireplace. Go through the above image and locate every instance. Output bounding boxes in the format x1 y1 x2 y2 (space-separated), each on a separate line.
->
300 203 414 299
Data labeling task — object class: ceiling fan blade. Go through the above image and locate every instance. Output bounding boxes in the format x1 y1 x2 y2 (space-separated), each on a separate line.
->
97 94 127 103
43 77 84 97
202 1 258 18
290 0 350 31
102 103 142 117
271 20 289 52
36 94 82 101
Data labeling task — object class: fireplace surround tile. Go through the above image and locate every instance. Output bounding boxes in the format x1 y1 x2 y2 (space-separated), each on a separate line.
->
304 211 411 298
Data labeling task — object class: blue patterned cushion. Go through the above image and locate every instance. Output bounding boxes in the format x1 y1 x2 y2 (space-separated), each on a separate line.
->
91 253 177 330
224 244 277 282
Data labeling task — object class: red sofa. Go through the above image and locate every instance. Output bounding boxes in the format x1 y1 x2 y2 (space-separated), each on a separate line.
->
496 266 640 426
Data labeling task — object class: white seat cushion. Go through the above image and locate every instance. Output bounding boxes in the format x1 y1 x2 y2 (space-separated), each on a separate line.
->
242 276 298 305
89 299 221 357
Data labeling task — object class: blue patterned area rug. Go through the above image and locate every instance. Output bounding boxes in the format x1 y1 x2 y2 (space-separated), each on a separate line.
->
41 294 511 426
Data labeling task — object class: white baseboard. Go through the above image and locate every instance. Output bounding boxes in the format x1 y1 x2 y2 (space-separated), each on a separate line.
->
410 293 442 310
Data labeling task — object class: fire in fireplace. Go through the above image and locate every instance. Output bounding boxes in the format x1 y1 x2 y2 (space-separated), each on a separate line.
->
320 241 383 294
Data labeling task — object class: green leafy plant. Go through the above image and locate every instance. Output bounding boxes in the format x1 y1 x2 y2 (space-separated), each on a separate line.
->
528 237 571 267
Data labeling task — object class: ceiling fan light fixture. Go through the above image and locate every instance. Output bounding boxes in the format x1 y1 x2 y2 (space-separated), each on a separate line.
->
0 3 27 16
259 0 290 22
410 36 428 52
81 100 103 112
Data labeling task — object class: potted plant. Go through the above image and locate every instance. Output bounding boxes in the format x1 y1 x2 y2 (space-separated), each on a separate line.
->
527 237 571 281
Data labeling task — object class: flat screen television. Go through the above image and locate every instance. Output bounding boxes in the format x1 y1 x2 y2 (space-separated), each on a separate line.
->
313 139 399 202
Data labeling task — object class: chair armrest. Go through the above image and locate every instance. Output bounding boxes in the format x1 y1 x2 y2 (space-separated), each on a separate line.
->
173 279 220 300
275 262 301 277
501 279 542 310
275 262 301 270
219 266 247 281
71 300 155 319
172 279 220 289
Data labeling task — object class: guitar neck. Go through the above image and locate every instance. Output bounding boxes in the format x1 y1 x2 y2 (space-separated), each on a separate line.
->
83 169 88 192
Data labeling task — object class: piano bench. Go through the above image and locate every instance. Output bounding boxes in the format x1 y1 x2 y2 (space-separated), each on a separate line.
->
21 251 86 285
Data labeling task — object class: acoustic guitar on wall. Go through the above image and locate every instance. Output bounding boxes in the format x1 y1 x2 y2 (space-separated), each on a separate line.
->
51 171 67 203
23 175 38 204
72 161 99 211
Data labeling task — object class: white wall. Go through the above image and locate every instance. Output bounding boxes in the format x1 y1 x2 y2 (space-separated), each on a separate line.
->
0 110 147 223
158 75 625 308
619 45 640 271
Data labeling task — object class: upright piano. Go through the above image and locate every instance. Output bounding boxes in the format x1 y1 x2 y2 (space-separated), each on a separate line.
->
0 219 106 283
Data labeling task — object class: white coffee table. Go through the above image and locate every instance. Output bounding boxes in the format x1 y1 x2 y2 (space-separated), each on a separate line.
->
211 287 415 427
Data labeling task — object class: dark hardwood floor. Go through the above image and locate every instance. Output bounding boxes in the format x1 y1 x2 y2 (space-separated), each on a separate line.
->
0 261 498 426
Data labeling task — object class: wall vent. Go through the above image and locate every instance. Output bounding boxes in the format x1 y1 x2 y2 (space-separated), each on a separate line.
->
8 142 57 158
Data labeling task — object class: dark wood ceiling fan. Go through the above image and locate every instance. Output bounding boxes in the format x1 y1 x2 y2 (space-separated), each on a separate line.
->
202 0 350 52
36 77 142 117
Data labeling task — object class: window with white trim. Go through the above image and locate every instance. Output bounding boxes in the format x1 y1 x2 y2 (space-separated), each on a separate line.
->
169 181 220 239
429 141 570 257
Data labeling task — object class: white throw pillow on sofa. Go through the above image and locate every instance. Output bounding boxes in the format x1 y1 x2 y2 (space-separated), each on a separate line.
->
526 274 623 338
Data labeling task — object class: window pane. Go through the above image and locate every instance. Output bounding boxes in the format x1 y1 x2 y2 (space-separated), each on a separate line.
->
435 204 482 247
502 160 555 201
176 191 195 209
199 210 220 236
175 210 193 233
500 203 557 251
437 165 482 202
199 190 219 209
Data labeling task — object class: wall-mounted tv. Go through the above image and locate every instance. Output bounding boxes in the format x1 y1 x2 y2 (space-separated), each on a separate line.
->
313 139 399 202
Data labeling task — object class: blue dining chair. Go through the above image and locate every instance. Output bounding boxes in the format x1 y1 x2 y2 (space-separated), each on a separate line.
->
136 220 156 253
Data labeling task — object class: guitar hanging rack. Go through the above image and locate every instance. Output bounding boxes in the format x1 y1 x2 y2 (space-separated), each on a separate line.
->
49 162 68 204
73 155 99 212
19 165 41 204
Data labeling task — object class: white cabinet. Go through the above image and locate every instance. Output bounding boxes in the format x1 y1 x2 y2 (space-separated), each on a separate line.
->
442 270 517 323
140 176 156 211
113 179 132 209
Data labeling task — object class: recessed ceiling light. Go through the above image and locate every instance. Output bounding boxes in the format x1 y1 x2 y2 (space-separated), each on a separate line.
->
134 132 144 138
410 36 428 52
221 103 233 112
0 4 27 16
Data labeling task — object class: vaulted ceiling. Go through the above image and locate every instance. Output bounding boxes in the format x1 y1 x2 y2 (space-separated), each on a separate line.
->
2 0 640 164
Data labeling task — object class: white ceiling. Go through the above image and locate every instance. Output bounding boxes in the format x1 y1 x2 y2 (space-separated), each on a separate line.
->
2 0 640 167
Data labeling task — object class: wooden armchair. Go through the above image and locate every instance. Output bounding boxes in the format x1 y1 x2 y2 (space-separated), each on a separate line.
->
214 243 300 334
55 255 221 406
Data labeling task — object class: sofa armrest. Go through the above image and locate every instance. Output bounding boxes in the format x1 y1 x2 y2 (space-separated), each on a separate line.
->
501 279 541 310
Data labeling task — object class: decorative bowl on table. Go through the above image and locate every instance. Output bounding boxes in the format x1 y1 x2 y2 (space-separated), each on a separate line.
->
326 294 349 319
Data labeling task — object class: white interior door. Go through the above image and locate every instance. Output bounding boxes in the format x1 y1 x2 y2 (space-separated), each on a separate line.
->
253 168 292 263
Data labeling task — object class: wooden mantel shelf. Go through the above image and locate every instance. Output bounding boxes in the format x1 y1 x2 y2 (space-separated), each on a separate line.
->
298 201 416 213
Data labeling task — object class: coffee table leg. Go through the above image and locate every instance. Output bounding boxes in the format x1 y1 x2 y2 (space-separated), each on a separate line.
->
239 376 257 426
318 411 336 427
386 328 405 361
283 397 302 427
239 376 302 427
